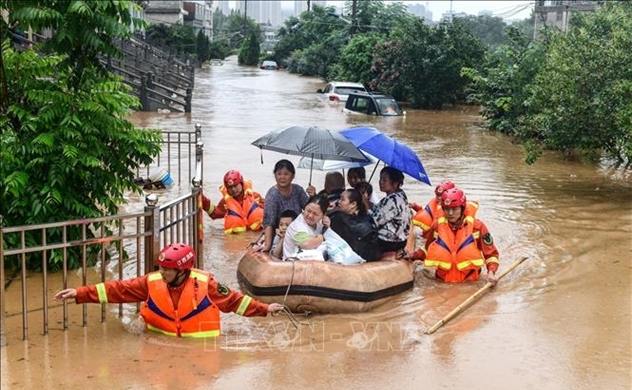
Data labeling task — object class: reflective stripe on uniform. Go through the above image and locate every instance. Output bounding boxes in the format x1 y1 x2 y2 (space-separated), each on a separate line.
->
96 283 108 304
485 256 499 265
236 295 252 316
147 323 221 338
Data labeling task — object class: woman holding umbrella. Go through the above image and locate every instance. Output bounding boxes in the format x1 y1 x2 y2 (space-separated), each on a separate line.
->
371 166 412 259
256 159 309 253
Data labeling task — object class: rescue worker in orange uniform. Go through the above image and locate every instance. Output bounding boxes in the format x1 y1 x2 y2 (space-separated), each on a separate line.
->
410 180 456 234
202 170 265 234
54 243 283 338
415 189 499 285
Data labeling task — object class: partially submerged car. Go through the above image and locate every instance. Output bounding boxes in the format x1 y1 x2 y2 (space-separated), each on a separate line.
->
210 58 223 66
260 60 279 70
343 92 405 116
317 81 367 103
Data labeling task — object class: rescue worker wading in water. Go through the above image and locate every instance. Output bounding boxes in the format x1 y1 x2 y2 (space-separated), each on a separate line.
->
410 180 456 235
54 243 283 338
415 188 499 285
202 170 265 234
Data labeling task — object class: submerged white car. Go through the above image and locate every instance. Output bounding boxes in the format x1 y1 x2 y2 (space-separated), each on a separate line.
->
317 81 367 103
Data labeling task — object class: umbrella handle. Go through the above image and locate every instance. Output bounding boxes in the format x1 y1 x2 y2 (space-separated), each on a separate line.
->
309 155 314 186
368 161 381 182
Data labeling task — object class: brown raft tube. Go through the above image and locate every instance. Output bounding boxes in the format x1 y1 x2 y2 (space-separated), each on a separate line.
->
237 250 415 314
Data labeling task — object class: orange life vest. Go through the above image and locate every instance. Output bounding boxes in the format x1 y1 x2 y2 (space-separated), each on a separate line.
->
412 198 439 232
423 206 485 283
219 180 263 234
139 269 221 338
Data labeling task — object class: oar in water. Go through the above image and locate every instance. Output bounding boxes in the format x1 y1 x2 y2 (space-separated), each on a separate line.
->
424 256 529 335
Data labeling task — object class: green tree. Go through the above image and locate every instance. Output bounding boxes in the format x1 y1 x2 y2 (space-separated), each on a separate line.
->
276 5 348 77
145 24 197 56
208 40 231 60
216 11 258 50
372 18 485 108
1 1 162 270
462 27 549 136
519 3 632 163
510 10 536 44
458 15 507 52
196 30 210 63
238 28 261 66
327 33 385 86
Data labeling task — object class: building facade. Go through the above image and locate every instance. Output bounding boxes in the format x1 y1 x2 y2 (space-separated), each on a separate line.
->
534 0 598 33
235 0 283 26
183 1 213 38
214 0 231 16
144 0 187 26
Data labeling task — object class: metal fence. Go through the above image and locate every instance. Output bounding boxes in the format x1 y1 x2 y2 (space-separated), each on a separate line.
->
0 124 205 347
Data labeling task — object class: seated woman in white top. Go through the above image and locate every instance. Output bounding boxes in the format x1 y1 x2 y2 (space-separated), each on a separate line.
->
282 194 330 260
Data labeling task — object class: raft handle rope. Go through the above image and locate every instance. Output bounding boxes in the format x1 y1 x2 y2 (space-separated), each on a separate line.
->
271 256 311 329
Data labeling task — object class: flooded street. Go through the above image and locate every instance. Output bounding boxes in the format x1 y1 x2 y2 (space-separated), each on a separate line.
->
2 57 631 390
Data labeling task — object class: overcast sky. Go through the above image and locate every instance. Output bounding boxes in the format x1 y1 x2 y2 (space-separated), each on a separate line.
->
325 1 534 21
230 1 534 22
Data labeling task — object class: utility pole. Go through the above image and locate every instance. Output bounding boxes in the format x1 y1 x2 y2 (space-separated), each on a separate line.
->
449 0 453 20
307 0 311 13
350 0 357 36
243 0 248 37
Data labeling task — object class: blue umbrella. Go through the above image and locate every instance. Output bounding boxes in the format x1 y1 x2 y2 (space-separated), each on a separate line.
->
340 126 431 185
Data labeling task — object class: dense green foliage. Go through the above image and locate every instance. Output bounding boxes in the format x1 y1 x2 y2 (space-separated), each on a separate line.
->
1 0 162 270
464 3 632 164
273 1 485 109
213 10 260 51
238 28 262 66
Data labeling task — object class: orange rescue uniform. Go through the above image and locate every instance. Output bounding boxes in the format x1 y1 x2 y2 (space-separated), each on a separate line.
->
421 207 499 283
74 268 269 337
207 180 264 234
411 198 440 233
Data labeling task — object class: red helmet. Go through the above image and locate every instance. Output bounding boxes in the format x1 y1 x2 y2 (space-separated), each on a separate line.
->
223 170 243 187
441 188 466 208
435 181 455 197
157 243 195 270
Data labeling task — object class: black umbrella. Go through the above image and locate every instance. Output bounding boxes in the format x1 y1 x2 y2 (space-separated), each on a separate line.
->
251 125 370 184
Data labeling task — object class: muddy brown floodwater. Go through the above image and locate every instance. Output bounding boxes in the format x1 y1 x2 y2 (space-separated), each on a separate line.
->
2 56 631 390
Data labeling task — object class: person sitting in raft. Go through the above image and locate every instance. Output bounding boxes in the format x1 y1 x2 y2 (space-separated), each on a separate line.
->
353 181 375 211
282 194 330 260
329 188 381 262
271 209 298 259
414 188 499 285
347 167 380 206
202 170 265 234
54 243 283 338
307 171 345 210
257 159 310 253
371 166 411 260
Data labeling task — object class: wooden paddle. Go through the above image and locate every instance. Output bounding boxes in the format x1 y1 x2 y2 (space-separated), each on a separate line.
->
424 256 529 335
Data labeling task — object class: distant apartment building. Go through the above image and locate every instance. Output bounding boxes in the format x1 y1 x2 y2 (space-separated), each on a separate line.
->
440 11 468 22
183 1 213 37
294 0 326 17
235 0 282 26
534 0 598 32
214 0 231 16
144 0 187 26
407 2 433 23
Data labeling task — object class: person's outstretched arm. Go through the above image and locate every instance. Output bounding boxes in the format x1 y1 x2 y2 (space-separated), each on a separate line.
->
54 275 150 304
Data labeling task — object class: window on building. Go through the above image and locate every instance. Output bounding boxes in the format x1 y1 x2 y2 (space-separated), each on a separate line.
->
556 11 563 21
